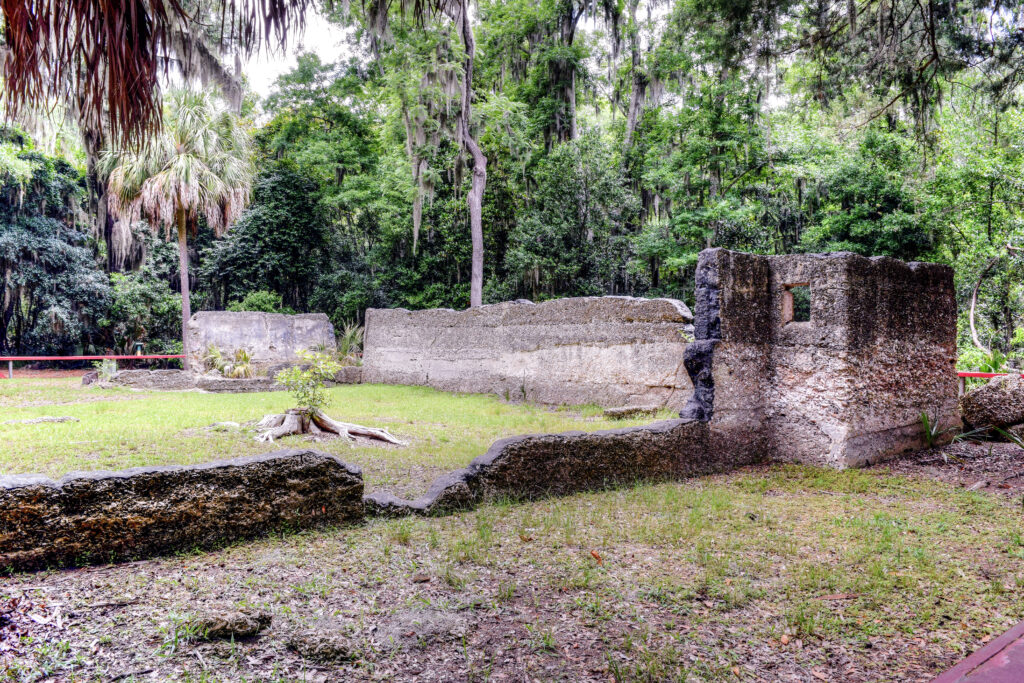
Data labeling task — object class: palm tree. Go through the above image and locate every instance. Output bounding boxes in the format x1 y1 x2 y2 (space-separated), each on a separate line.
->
102 89 253 370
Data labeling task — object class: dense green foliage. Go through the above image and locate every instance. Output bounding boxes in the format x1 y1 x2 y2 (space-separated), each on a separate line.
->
0 137 109 354
98 240 182 355
5 0 1024 366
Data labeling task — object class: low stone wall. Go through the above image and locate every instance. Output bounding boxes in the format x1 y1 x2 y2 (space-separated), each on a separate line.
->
105 369 197 391
0 450 363 573
362 297 693 409
186 311 336 371
195 376 280 393
365 418 758 516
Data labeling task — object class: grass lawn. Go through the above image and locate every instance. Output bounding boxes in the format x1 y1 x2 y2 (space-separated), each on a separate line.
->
0 376 665 497
3 377 1023 681
4 465 1024 681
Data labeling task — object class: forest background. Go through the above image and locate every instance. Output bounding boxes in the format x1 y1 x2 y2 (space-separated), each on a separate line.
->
1 0 1022 372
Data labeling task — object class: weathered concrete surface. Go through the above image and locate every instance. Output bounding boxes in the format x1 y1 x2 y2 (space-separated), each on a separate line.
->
363 296 693 409
195 375 281 393
187 311 336 371
99 370 287 394
0 450 363 573
267 363 362 385
960 374 1024 431
333 366 363 384
365 418 759 516
603 405 660 419
684 248 960 469
105 369 197 390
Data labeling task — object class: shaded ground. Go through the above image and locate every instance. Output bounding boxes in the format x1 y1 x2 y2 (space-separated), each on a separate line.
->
3 465 1024 682
877 440 1024 497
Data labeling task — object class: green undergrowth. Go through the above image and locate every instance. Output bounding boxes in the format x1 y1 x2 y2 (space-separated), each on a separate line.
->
0 377 666 495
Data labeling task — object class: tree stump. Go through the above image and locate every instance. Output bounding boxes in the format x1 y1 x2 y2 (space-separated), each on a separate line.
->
254 409 405 445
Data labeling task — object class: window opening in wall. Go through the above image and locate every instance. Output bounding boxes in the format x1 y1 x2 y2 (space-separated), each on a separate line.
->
782 283 811 324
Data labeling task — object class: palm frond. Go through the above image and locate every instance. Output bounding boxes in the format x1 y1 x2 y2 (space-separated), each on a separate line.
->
1 0 309 143
103 88 253 248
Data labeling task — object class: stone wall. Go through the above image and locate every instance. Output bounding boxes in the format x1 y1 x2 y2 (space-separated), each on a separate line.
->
186 311 336 371
362 296 694 409
682 248 960 469
0 450 363 573
365 418 759 516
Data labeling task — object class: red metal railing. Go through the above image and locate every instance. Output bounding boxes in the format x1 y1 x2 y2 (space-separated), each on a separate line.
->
0 355 184 379
957 371 1024 395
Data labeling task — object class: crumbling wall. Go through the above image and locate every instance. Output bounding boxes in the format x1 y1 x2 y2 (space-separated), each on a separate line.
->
365 418 763 516
684 249 960 469
0 450 363 573
186 311 336 370
362 297 694 409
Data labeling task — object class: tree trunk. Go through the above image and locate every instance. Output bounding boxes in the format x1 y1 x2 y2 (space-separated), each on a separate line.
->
567 69 578 141
623 72 646 157
177 209 192 371
622 0 645 160
446 0 487 308
402 109 426 255
970 257 998 354
255 409 406 444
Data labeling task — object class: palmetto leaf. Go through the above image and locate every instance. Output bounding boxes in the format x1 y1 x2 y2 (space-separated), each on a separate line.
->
102 89 254 244
1 0 309 144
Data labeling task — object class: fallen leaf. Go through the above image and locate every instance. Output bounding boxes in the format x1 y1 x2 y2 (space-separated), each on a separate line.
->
590 550 603 566
411 574 430 584
519 534 533 543
781 634 790 645
816 593 859 601
811 671 828 681
732 665 740 676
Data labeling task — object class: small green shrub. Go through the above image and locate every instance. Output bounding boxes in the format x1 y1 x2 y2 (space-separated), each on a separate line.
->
337 322 364 366
203 344 255 378
93 358 118 381
276 351 341 416
225 349 255 378
958 347 1009 390
203 344 227 373
920 411 953 448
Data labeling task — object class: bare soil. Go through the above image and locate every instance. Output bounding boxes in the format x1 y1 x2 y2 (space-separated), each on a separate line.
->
876 439 1024 496
1 369 89 379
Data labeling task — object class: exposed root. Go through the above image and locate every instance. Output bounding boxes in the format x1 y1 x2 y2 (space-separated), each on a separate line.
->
255 411 302 443
312 411 407 446
254 409 406 446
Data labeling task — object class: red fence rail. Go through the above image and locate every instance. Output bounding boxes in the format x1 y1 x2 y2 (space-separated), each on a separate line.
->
0 355 184 379
956 371 1024 395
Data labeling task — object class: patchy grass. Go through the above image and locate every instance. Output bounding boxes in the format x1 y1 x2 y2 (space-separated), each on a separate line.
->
0 377 665 496
4 465 1023 681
